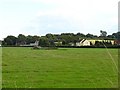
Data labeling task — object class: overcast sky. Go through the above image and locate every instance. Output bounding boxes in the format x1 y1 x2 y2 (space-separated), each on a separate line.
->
0 0 119 40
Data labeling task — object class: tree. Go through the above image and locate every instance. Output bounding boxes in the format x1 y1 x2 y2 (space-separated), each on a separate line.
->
26 35 33 44
107 35 115 39
46 33 53 39
32 36 40 41
100 30 107 37
76 33 85 37
86 33 94 38
4 36 17 45
17 34 26 45
39 37 50 46
112 32 120 39
49 39 55 46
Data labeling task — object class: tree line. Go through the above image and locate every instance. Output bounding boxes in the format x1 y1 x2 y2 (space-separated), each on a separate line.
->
1 31 120 47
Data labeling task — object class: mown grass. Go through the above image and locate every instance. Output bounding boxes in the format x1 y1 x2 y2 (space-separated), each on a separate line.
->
2 47 118 88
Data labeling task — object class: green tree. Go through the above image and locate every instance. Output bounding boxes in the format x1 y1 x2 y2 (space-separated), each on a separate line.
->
17 34 26 45
4 35 17 45
86 33 94 38
39 37 50 46
26 35 35 44
100 30 107 37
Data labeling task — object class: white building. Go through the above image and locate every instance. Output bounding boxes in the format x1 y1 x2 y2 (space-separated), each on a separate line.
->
30 41 39 46
20 41 39 46
76 39 91 46
88 40 115 45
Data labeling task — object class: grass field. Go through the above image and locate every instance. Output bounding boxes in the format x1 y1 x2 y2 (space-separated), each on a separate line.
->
2 47 118 88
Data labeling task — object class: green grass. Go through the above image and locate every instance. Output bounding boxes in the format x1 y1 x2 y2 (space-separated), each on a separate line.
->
2 47 118 88
0 47 2 89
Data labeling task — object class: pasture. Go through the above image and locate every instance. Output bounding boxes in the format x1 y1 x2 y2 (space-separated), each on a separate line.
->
2 47 118 88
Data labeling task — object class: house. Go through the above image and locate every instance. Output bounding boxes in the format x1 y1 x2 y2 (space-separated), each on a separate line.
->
75 39 115 46
76 39 91 46
30 41 39 46
69 42 74 46
54 41 62 46
88 40 115 45
20 41 39 46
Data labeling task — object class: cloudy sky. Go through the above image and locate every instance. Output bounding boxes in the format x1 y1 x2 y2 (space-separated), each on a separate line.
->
0 0 119 40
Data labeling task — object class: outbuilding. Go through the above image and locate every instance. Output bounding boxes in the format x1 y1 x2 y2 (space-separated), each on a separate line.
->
76 39 91 46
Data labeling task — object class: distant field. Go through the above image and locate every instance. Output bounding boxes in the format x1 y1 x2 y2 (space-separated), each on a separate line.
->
2 47 118 88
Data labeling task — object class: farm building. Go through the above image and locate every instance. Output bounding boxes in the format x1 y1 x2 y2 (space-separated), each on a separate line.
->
76 39 91 46
75 39 115 46
69 42 75 46
54 41 62 46
88 40 115 45
30 41 39 46
20 41 39 46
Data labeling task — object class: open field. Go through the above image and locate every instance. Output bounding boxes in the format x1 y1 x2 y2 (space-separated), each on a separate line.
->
2 47 118 88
